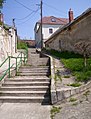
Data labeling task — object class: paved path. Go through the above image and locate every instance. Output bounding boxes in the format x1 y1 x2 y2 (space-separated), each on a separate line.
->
0 48 51 119
0 103 51 119
54 88 91 119
50 56 91 119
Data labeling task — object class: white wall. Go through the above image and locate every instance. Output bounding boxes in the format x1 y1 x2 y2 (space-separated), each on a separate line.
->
35 23 63 48
42 24 62 40
0 26 17 64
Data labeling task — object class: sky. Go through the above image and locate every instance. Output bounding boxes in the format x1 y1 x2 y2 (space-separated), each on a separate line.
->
2 0 91 40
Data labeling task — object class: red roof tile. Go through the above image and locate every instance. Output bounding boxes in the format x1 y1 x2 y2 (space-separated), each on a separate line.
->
38 16 68 25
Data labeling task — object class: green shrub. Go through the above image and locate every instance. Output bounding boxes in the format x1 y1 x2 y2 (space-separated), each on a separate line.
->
17 42 28 49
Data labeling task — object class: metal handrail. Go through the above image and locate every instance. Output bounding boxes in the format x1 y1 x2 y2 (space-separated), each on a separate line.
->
0 57 9 67
0 64 14 81
0 48 28 80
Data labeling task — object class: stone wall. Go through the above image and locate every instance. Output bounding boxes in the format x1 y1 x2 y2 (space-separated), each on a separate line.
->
45 9 91 54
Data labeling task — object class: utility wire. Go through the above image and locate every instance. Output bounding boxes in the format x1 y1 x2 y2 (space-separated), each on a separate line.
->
14 0 35 12
16 9 40 25
16 11 36 20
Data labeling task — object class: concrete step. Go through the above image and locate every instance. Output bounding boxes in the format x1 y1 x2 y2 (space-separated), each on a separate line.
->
6 76 50 79
0 96 50 103
7 76 50 79
28 63 48 66
2 82 50 87
0 86 49 91
18 70 49 74
0 48 51 104
5 78 50 82
20 66 49 69
18 72 49 76
0 91 49 97
19 68 49 72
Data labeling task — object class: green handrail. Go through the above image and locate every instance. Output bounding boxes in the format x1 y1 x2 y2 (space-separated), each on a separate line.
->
0 57 9 67
0 64 14 81
0 48 28 80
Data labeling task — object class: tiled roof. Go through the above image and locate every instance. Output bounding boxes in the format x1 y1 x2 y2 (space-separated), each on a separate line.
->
38 16 69 25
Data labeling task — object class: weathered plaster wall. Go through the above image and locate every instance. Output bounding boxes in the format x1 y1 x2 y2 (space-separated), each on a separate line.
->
46 11 91 54
0 26 17 64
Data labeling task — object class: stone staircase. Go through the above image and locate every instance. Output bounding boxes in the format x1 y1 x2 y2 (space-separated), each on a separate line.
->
0 48 51 104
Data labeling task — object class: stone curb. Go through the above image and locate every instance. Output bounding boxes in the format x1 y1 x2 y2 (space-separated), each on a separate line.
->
56 81 91 102
47 55 91 104
38 52 91 104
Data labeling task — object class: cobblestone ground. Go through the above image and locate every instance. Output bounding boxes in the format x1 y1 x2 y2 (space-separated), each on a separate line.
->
54 88 91 119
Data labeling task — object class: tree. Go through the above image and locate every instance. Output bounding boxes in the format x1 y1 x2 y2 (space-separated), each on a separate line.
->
0 0 5 8
74 41 91 67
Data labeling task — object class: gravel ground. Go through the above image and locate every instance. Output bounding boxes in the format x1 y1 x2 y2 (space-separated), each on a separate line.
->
53 88 91 119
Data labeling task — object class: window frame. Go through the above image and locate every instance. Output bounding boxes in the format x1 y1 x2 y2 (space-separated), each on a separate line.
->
49 28 53 34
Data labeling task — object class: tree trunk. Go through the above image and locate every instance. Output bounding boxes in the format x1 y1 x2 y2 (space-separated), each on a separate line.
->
84 53 87 67
84 57 87 67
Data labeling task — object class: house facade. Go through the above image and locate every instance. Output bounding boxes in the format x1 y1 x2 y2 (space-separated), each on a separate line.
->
45 8 91 54
34 16 68 48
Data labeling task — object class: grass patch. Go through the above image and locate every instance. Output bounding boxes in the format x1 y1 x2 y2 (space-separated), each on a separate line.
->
51 106 61 119
54 74 62 82
17 41 28 49
46 49 91 82
67 82 81 87
83 90 90 101
64 75 70 78
72 102 78 106
69 98 77 102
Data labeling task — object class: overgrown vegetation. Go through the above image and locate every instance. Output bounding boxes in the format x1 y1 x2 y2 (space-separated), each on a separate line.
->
67 82 81 87
83 90 90 101
69 97 77 102
54 73 62 82
45 49 91 82
17 41 28 49
51 106 61 119
64 75 70 78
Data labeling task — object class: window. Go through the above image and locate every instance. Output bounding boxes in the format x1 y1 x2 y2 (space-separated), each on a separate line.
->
59 40 61 49
49 28 53 34
51 18 56 22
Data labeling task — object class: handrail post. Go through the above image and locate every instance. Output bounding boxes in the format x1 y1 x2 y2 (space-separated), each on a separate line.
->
16 57 17 75
9 56 10 78
24 53 25 65
21 52 22 65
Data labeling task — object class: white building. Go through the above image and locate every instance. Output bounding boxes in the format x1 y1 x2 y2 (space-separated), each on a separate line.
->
34 16 68 48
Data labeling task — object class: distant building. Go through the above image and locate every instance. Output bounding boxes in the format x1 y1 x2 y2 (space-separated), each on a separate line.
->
34 16 68 48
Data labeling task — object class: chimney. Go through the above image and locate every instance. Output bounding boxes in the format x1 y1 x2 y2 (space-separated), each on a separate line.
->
69 8 74 23
0 11 4 23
